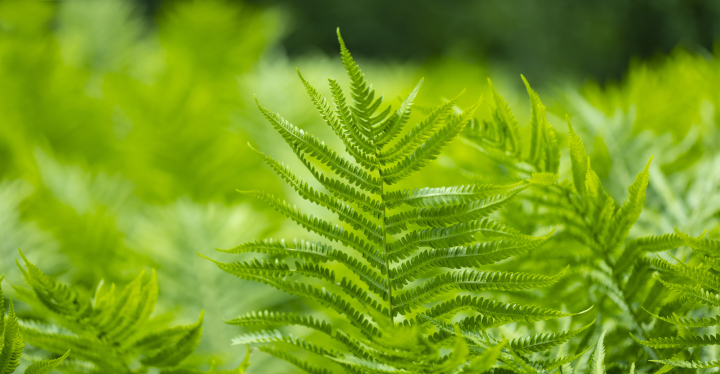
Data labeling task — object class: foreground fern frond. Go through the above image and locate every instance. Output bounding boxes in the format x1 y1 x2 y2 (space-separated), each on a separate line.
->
1 275 68 374
11 251 247 374
206 30 589 373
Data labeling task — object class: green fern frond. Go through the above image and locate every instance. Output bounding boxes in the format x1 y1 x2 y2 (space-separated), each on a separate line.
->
456 341 505 374
567 119 589 197
674 229 720 257
614 233 685 275
643 308 720 327
383 182 525 210
255 99 381 193
631 332 720 348
530 344 593 372
648 359 720 369
605 157 652 253
23 350 70 374
379 98 456 165
486 78 521 156
1 276 71 374
1 292 23 374
12 253 223 374
654 277 720 307
208 31 588 373
392 267 568 315
424 295 580 323
298 69 377 170
381 103 479 185
588 331 606 374
390 236 549 287
507 320 594 354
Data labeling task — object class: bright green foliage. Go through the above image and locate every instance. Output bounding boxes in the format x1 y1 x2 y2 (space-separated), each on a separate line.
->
631 234 720 369
464 75 560 177
10 251 243 374
205 30 590 373
588 331 606 374
461 77 696 372
1 275 69 374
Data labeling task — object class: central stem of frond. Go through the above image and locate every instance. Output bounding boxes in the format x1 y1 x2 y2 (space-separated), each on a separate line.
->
377 151 393 325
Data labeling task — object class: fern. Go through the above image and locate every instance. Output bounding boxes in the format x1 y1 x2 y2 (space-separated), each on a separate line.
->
10 251 247 374
460 77 696 371
1 275 69 374
632 234 720 369
205 30 591 373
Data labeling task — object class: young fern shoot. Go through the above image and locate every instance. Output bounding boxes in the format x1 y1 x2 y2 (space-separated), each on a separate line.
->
206 30 591 373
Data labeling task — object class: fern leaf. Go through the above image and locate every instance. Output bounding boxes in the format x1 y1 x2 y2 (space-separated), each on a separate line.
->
384 182 524 210
380 98 456 165
259 347 334 374
374 79 423 147
392 267 568 315
424 294 576 323
654 277 720 307
643 308 720 328
297 157 382 216
255 99 381 193
23 350 69 374
0 298 23 374
487 78 521 155
614 233 685 275
386 186 527 233
381 103 479 184
217 239 388 296
588 331 606 374
239 190 384 265
387 218 526 262
328 78 376 153
532 344 593 371
337 29 383 138
226 311 332 335
508 320 594 354
390 236 549 287
674 229 720 257
522 76 560 173
606 157 652 253
631 332 720 348
16 250 87 319
298 69 376 169
649 359 720 369
457 341 505 374
140 311 204 367
566 118 589 197
19 321 125 371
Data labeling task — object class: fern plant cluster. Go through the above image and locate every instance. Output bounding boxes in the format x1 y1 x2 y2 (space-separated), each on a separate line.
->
461 68 720 371
2 251 249 374
2 22 720 374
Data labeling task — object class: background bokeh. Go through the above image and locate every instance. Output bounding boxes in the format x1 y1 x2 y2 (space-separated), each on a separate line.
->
1 0 719 372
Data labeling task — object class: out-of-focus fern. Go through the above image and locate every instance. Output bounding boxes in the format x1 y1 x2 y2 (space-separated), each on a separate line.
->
1 275 69 374
205 30 591 373
11 251 247 374
562 91 720 238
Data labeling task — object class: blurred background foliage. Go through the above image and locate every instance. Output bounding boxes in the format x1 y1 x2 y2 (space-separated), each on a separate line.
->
0 0 719 372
